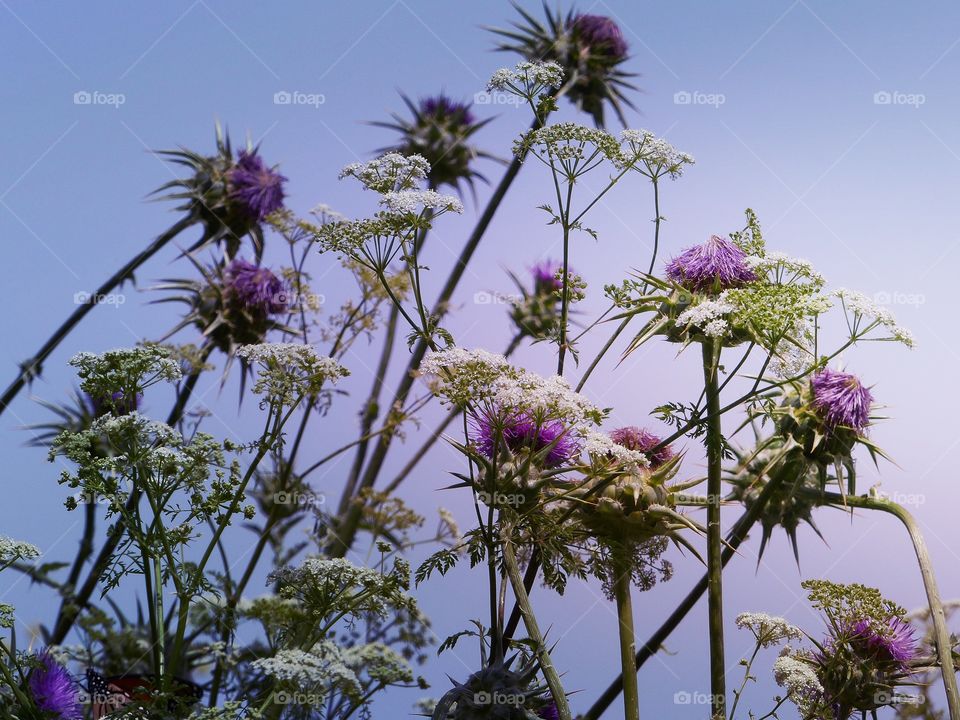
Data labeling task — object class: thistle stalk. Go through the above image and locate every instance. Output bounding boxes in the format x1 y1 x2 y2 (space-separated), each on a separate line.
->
612 550 640 720
702 340 727 719
501 525 572 720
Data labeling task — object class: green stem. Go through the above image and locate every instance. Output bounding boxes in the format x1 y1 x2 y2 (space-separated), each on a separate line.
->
501 529 572 720
808 492 960 720
612 551 640 720
702 340 727 719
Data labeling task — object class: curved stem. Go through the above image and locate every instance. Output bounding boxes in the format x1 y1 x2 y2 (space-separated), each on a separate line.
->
0 214 196 417
815 493 960 720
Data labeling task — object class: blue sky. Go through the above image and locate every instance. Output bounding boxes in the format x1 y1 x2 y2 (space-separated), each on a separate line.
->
3 1 960 717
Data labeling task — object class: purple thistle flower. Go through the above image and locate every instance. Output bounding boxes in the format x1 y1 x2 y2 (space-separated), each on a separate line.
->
225 258 289 315
609 426 674 468
537 700 560 720
28 652 82 720
571 14 629 60
473 410 579 468
810 368 873 433
665 235 757 292
419 95 475 126
531 260 567 293
848 617 917 669
227 150 287 221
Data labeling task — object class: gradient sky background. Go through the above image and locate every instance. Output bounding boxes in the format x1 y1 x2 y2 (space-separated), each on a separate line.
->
3 1 960 718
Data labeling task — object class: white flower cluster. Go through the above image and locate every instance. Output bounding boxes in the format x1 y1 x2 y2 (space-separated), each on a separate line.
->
487 61 564 95
70 346 182 398
520 122 622 163
236 343 349 406
421 347 606 430
676 298 736 338
0 536 41 566
583 431 651 470
746 252 824 286
773 648 823 715
768 337 816 379
344 642 414 684
834 288 916 348
252 643 360 698
339 152 430 194
381 189 463 215
735 612 803 647
620 129 695 178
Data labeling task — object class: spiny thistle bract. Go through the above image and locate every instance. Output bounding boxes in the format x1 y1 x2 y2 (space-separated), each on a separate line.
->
373 93 498 195
432 653 552 719
726 437 830 564
153 254 297 359
152 124 286 261
488 3 637 126
507 261 575 341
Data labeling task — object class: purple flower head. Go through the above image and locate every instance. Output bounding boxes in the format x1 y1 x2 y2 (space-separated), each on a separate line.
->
419 95 475 126
473 409 579 468
225 258 289 315
848 617 916 669
537 700 560 720
28 652 82 720
810 368 873 433
665 235 757 292
87 390 140 417
531 260 568 293
609 426 674 468
227 150 287 221
571 14 629 60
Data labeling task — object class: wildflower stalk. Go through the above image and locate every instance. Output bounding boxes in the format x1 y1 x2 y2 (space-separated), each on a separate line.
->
501 523 572 720
803 490 960 720
702 339 727 719
612 551 640 720
49 342 212 644
0 214 195 417
326 108 559 558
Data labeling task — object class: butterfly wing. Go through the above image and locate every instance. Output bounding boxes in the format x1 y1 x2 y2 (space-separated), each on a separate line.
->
86 670 132 720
